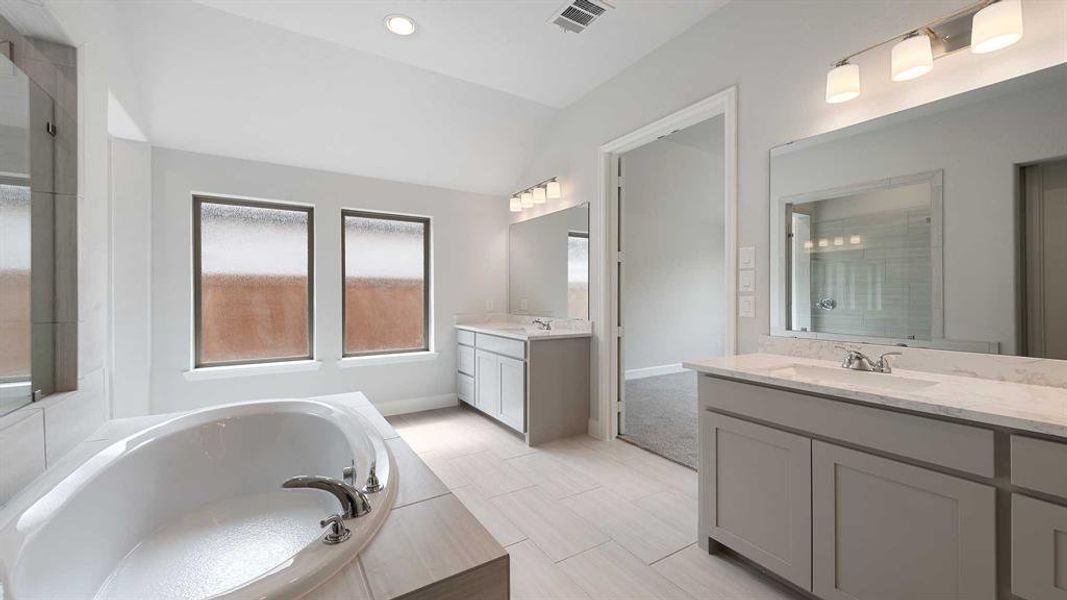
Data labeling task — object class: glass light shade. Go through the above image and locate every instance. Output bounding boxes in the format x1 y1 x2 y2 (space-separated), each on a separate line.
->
533 186 547 204
971 0 1023 54
825 62 861 104
521 191 534 208
509 197 522 212
891 34 934 81
546 180 562 199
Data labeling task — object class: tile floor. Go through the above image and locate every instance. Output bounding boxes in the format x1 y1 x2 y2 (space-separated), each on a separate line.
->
388 406 800 600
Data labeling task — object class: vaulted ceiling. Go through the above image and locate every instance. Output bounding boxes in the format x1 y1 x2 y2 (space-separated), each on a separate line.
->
44 0 728 195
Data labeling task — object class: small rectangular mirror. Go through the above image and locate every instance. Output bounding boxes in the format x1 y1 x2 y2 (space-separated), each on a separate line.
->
508 204 589 319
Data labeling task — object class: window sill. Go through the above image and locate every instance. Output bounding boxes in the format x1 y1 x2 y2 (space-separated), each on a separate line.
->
338 351 438 369
183 360 322 381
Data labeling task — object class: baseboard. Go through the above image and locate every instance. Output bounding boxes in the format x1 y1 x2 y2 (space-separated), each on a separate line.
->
374 393 458 417
624 363 686 381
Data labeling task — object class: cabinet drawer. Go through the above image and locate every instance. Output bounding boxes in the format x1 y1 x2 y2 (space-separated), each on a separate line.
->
700 376 995 477
457 344 475 376
457 373 474 403
1012 435 1067 500
1012 494 1067 600
475 333 525 359
457 328 475 346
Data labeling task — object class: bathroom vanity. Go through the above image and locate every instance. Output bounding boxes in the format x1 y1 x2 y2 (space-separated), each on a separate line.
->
687 351 1067 600
456 321 590 445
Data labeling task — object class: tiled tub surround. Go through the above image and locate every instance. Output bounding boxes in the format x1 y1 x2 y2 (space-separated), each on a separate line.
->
689 340 1067 599
0 393 507 600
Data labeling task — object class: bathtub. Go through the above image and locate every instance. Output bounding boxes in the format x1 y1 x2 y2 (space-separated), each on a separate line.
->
0 398 396 599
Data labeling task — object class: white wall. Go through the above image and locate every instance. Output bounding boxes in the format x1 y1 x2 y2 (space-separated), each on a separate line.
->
772 73 1067 352
622 117 725 372
109 138 152 417
146 148 509 416
512 0 1067 361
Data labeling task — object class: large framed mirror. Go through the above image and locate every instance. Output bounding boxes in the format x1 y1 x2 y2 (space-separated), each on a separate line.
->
508 203 589 319
771 63 1067 356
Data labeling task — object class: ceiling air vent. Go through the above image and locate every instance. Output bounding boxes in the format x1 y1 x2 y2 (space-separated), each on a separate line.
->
550 0 614 34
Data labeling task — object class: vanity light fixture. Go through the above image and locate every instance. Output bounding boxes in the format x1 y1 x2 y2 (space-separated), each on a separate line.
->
824 0 1023 104
385 14 417 36
508 177 562 212
818 239 829 248
833 236 845 246
850 234 862 245
804 240 815 250
972 0 1023 54
546 179 562 199
891 32 934 81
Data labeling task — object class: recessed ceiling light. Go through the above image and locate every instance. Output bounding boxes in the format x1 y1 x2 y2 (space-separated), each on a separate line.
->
384 14 416 36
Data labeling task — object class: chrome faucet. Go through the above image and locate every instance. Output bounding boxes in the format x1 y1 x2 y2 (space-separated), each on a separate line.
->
837 347 902 374
532 318 552 331
282 475 372 519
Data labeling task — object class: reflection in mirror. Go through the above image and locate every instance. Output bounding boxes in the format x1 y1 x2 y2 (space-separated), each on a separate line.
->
786 173 939 343
0 52 32 414
509 204 589 319
771 63 1067 356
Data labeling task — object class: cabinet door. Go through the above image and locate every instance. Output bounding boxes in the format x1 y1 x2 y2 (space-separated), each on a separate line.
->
475 350 500 416
812 441 996 600
702 411 812 590
1013 494 1067 600
498 356 525 432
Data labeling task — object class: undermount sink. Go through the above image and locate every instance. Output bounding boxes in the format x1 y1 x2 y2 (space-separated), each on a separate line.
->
768 364 939 392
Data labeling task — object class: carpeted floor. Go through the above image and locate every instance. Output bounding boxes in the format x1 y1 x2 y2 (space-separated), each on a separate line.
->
621 371 698 469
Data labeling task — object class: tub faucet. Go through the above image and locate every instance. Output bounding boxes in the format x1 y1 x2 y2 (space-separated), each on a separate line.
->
282 475 372 519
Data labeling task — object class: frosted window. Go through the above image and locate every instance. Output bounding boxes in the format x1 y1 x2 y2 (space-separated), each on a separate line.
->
0 184 31 382
195 198 312 366
568 233 589 320
343 212 429 356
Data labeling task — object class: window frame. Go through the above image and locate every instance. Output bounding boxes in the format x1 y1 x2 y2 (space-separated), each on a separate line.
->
192 194 315 368
340 209 431 358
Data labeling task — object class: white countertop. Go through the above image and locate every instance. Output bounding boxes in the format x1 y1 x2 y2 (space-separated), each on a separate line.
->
456 323 592 341
685 353 1067 439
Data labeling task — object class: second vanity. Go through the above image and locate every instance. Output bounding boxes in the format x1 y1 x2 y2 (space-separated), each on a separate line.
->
686 351 1067 600
456 320 591 445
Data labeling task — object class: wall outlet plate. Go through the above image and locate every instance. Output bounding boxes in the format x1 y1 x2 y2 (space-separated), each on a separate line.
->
738 294 755 318
739 246 755 270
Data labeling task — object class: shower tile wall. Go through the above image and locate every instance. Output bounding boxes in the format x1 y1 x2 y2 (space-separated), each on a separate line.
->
808 206 931 340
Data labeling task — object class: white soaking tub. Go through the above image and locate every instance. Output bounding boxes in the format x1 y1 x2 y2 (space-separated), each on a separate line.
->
0 398 396 599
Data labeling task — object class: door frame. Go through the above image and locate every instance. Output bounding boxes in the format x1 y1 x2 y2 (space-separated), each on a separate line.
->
593 86 738 441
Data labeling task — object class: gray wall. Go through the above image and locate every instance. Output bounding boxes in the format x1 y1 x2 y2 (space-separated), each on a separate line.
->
622 116 726 372
147 147 510 415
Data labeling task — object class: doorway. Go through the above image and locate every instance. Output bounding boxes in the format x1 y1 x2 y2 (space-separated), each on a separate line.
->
1022 158 1067 359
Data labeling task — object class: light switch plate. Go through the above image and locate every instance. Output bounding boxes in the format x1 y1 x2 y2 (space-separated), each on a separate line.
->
738 295 755 318
738 269 755 293
739 246 755 270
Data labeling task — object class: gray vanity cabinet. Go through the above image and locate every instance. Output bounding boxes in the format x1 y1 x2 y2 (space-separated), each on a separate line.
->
812 441 997 600
498 356 525 431
701 411 812 590
1012 494 1067 600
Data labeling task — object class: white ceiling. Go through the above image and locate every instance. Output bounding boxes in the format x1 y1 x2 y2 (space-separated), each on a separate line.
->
192 0 728 108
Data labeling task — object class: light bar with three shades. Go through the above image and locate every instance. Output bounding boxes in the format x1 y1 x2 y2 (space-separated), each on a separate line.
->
510 178 562 212
826 0 1023 104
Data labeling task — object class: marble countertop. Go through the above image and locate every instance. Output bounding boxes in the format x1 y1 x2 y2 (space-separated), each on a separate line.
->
685 353 1067 439
456 322 592 341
